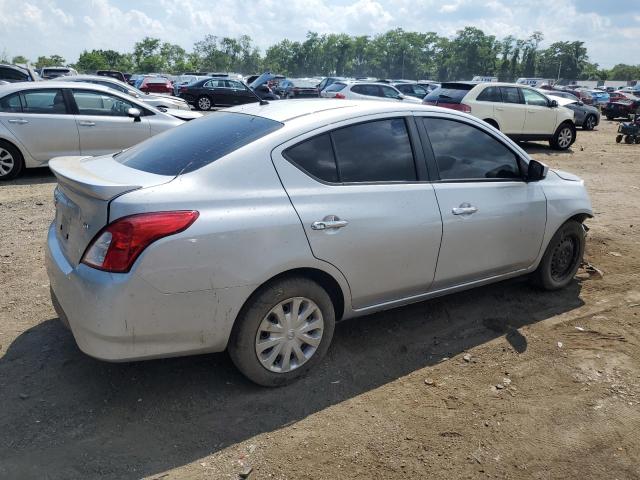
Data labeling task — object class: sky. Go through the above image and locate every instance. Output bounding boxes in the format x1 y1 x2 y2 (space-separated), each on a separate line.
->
1 0 639 69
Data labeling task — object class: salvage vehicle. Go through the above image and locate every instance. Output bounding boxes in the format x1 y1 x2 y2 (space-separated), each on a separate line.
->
276 79 320 99
40 67 78 79
179 77 263 110
46 100 592 386
543 91 600 130
321 81 423 103
0 82 196 179
139 77 174 95
0 64 41 83
602 99 640 120
56 75 193 112
424 82 577 149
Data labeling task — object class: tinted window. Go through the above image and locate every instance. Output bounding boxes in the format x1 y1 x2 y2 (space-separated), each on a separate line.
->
20 89 68 114
411 84 427 97
522 88 549 107
500 87 522 104
0 93 22 112
380 85 400 98
477 86 502 102
351 84 380 97
114 112 283 176
72 90 136 117
332 118 416 182
284 134 338 182
325 82 346 92
0 67 28 82
423 118 520 180
424 84 473 104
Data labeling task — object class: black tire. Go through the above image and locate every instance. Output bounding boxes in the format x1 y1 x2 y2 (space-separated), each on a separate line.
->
531 220 585 291
635 136 640 144
228 276 335 387
624 135 634 144
549 122 575 150
583 114 596 131
196 95 212 111
0 140 24 181
616 134 623 143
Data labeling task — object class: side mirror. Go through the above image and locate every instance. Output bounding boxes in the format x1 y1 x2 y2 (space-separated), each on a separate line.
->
526 159 548 182
577 101 584 106
549 99 558 108
127 107 142 122
397 94 406 100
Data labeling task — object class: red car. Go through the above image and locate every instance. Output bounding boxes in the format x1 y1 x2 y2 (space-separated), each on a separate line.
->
139 77 173 94
567 88 594 105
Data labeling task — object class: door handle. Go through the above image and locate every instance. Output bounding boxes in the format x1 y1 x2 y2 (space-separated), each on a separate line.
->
527 109 536 113
78 121 96 127
311 218 349 230
8 119 28 124
452 203 478 215
495 107 504 111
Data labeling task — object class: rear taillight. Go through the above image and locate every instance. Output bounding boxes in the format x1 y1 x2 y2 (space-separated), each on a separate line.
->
82 211 199 273
423 101 471 113
334 93 346 99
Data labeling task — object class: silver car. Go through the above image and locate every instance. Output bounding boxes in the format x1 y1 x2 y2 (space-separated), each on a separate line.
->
56 75 193 112
46 100 592 386
0 82 197 179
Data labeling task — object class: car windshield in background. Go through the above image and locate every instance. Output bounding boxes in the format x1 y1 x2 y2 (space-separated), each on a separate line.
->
114 112 283 176
424 83 474 103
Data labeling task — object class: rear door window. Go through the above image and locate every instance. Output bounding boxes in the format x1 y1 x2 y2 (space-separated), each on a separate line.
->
500 87 523 104
284 134 338 182
20 89 69 114
422 118 521 180
476 86 502 102
114 112 283 176
0 93 22 112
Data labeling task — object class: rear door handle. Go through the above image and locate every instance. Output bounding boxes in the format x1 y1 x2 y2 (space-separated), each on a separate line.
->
311 218 349 230
8 119 28 124
78 121 96 127
452 203 478 215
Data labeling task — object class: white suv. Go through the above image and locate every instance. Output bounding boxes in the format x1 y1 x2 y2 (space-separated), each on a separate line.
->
424 82 576 150
321 81 422 104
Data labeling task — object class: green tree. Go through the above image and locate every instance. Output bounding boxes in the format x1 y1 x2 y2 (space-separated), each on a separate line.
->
608 64 640 81
11 55 29 65
133 37 166 73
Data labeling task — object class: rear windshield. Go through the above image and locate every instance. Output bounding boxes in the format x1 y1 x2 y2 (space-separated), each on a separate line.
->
325 82 346 92
114 112 283 176
424 83 474 104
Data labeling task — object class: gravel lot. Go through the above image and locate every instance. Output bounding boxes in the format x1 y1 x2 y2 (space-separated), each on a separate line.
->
1 118 639 479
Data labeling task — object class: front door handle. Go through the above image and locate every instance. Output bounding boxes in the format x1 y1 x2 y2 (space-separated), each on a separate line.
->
452 203 478 215
78 121 96 127
311 216 349 230
8 119 28 124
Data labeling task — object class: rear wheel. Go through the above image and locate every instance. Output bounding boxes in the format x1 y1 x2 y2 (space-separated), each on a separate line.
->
196 95 212 111
228 277 335 387
625 135 634 144
583 114 596 131
616 134 623 143
531 220 585 290
549 123 575 150
483 119 499 130
0 141 24 181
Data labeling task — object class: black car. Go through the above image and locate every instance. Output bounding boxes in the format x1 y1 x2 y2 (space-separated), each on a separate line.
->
277 79 319 99
179 77 261 110
0 64 40 83
602 99 640 120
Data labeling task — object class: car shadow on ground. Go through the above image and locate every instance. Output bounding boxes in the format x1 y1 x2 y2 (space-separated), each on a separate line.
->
518 141 574 155
0 278 584 479
2 167 55 186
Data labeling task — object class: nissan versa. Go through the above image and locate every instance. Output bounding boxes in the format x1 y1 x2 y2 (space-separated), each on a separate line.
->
46 100 592 386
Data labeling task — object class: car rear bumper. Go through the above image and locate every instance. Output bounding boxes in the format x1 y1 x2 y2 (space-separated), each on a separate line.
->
46 222 253 362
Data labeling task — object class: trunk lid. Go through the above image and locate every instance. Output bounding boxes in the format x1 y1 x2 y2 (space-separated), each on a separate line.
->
49 155 174 266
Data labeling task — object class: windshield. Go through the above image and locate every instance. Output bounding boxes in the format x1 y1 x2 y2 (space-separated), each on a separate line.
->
114 112 283 176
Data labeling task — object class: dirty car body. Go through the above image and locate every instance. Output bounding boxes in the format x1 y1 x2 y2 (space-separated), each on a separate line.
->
46 100 592 383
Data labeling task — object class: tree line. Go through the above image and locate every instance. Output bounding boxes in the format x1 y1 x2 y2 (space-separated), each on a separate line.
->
5 28 640 82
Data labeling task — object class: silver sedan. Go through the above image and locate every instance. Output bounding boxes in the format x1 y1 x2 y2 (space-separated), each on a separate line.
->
46 100 592 386
0 82 199 179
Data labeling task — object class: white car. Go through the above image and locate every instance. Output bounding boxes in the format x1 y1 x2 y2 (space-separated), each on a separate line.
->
424 82 577 150
321 81 423 104
0 82 199 179
56 75 193 112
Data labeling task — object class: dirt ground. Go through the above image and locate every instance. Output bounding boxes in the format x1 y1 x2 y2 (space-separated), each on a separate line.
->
1 118 639 480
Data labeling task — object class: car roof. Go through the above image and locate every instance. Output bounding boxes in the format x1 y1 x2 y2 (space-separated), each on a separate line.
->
0 81 128 95
227 98 456 123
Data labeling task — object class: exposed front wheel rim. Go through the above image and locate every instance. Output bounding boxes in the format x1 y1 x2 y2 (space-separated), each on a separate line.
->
550 235 579 282
255 297 324 373
585 116 595 129
198 97 211 110
0 147 15 177
558 127 573 148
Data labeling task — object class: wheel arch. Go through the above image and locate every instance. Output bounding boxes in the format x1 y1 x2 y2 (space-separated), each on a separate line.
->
483 118 499 130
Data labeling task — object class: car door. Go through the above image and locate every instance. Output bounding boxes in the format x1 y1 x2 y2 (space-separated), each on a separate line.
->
494 86 526 135
70 89 151 157
521 88 556 135
226 80 256 105
271 115 442 309
0 88 80 162
418 115 546 289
